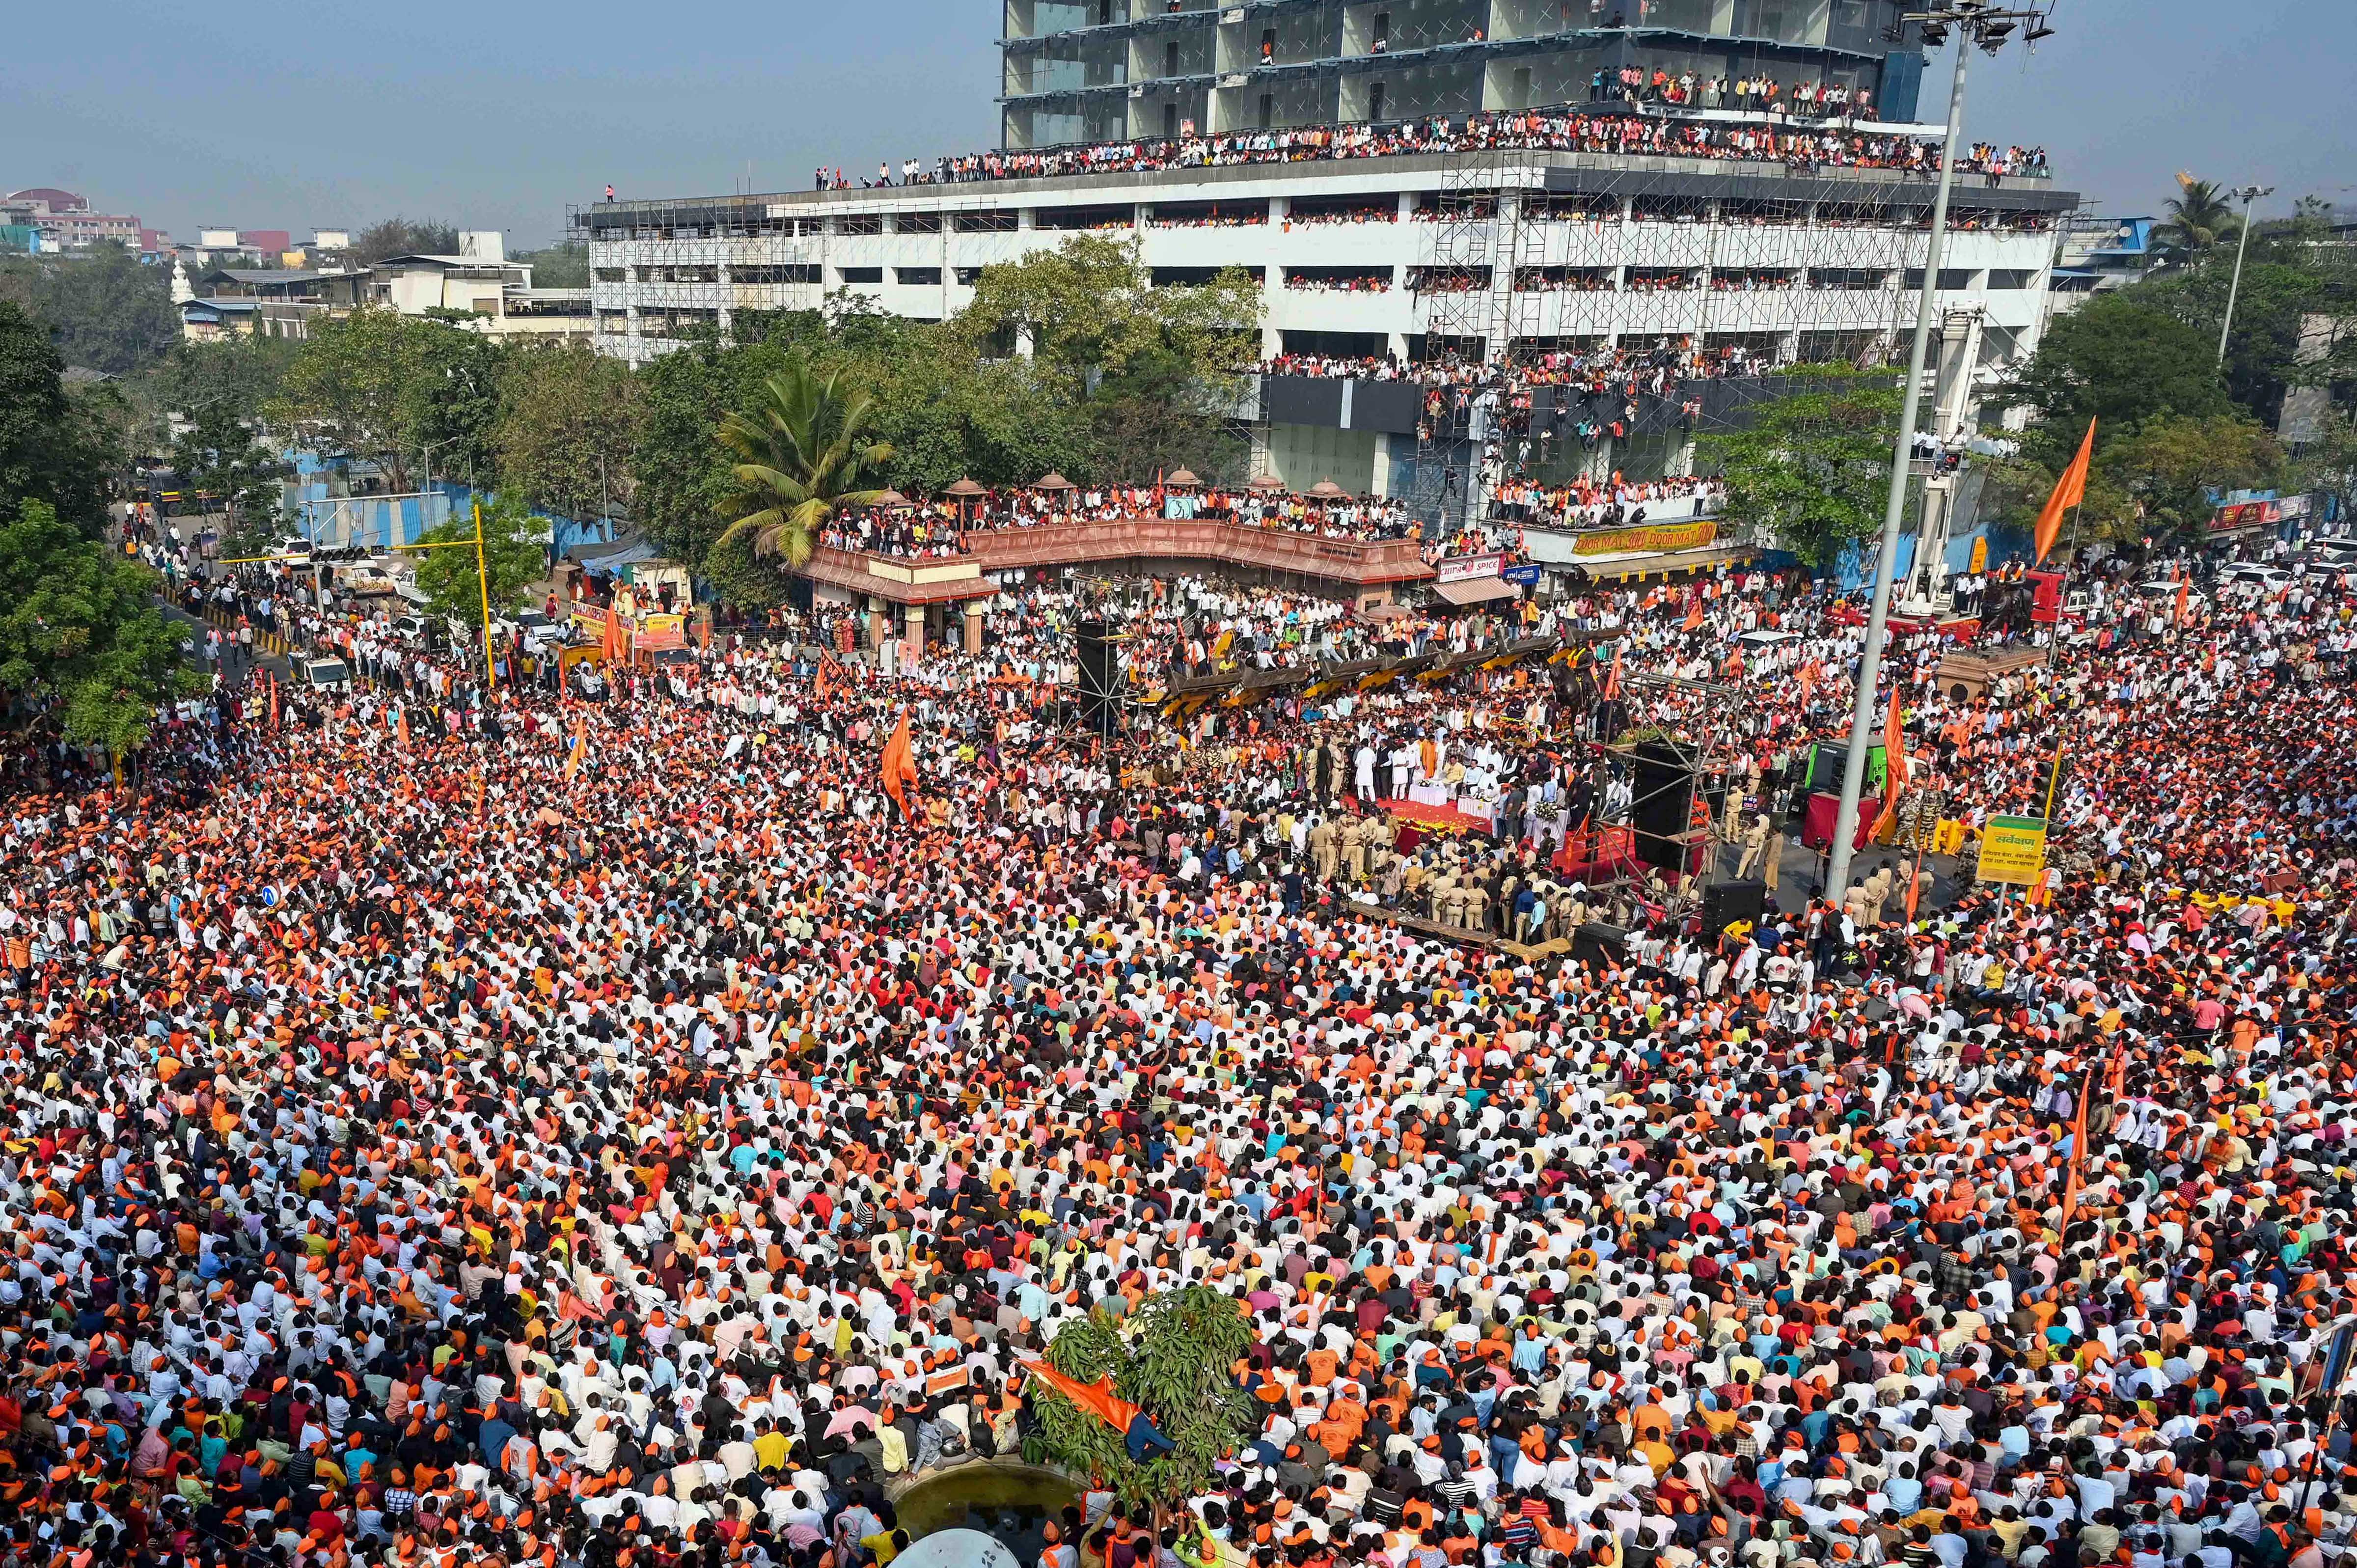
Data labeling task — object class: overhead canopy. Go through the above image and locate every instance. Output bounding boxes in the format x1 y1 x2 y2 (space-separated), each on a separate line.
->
1433 576 1520 606
944 477 987 497
1165 468 1201 487
1033 472 1075 492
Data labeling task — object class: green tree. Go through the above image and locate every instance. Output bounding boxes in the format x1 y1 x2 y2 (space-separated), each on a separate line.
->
168 403 291 526
2153 175 2241 269
353 217 461 266
1024 1287 1260 1517
511 241 591 288
0 500 190 752
407 326 508 493
134 335 301 453
0 302 121 534
1700 385 1902 568
270 308 474 488
957 235 1260 387
1988 293 2229 466
493 341 637 552
411 495 547 630
713 355 895 568
2096 413 2283 543
1089 346 1248 486
0 242 183 374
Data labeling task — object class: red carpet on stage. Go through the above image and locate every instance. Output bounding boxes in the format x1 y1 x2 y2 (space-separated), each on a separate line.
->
1377 797 1490 833
1374 801 1640 883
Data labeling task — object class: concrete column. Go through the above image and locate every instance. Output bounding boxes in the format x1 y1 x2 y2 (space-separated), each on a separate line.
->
963 602 985 656
904 602 926 661
1371 432 1392 498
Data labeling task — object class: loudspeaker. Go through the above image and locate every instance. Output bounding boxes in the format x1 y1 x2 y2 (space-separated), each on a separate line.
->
1075 617 1120 737
1628 739 1697 872
1701 878 1767 933
1571 921 1628 966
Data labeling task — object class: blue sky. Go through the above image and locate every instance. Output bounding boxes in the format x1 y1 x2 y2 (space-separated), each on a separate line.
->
7 0 2349 247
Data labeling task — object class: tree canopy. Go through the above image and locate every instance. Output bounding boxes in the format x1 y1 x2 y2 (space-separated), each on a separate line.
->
0 302 121 534
714 355 894 570
0 242 182 375
1702 383 1903 567
0 501 191 752
1024 1287 1260 1514
410 495 547 633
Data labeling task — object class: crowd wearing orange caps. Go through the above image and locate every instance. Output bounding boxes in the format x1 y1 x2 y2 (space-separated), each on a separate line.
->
0 536 2355 1568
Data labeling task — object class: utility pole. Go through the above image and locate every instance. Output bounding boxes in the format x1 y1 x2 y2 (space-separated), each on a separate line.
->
1826 0 2054 899
2216 183 2274 370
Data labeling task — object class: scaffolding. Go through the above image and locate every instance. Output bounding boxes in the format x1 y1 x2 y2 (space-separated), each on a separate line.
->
569 196 837 359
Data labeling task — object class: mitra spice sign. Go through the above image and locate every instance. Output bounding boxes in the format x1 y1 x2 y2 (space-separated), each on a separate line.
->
1569 520 1719 557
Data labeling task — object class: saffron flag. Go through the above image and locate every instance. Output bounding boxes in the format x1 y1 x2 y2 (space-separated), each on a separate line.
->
2058 1071 2092 1238
268 672 280 730
1602 646 1622 701
1870 686 1906 841
562 715 587 783
879 712 919 820
1018 1358 1143 1436
396 705 410 748
1682 591 1704 632
2032 418 2096 564
2174 575 2190 626
600 604 620 666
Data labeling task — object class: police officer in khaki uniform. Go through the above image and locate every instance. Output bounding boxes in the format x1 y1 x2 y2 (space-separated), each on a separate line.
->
1341 815 1370 885
1736 812 1772 880
1309 815 1339 883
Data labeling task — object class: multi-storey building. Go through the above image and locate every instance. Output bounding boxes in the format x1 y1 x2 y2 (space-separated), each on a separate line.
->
996 0 1929 148
582 6 2071 522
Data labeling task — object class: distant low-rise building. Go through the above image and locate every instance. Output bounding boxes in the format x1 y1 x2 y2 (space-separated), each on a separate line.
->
179 230 592 342
2047 215 2155 314
1 188 147 253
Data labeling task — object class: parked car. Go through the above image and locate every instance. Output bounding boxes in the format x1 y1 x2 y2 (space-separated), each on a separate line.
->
512 608 566 652
297 656 351 690
339 565 400 597
2220 562 2293 593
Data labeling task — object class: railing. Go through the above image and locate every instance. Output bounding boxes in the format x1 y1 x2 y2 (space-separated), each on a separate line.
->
806 516 1437 599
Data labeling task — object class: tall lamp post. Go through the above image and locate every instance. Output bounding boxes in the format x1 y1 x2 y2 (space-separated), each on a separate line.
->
1825 0 2055 900
2216 183 2274 370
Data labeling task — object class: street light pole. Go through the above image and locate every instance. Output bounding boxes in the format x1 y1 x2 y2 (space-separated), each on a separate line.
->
2215 183 2273 371
1825 2 2052 899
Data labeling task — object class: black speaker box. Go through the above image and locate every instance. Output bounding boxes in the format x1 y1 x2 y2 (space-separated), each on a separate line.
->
1702 878 1768 932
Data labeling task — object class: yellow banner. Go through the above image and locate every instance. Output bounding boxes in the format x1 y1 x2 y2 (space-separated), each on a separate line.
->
1570 520 1718 557
1977 815 2049 885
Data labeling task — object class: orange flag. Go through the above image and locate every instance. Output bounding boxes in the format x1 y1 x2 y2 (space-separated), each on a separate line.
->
396 706 410 748
2058 1071 2092 1238
1870 686 1906 840
879 712 919 820
1018 1358 1143 1436
2032 418 2096 564
1682 591 1704 632
561 715 587 783
1602 646 1622 701
268 672 280 730
600 604 620 666
2174 574 2190 627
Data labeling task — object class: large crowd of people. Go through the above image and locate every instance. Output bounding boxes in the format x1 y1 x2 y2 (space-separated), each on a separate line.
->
3 512 2354 1568
827 105 2048 192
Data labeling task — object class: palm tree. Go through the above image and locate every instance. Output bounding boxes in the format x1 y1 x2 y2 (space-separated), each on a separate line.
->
2153 173 2241 268
714 356 896 568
